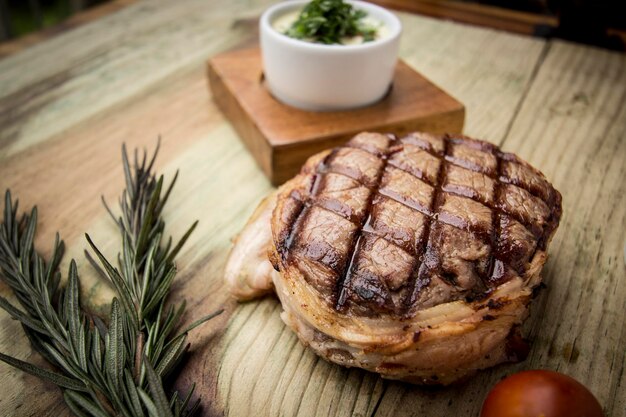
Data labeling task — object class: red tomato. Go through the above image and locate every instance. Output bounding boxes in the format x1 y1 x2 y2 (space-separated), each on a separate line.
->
480 370 604 417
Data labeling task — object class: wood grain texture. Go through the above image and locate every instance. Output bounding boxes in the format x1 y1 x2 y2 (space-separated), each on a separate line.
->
0 0 137 59
0 1 624 416
503 40 626 415
0 0 270 158
208 48 464 185
398 14 547 143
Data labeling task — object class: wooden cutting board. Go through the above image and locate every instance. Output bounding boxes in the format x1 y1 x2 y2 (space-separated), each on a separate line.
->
207 47 465 185
1 3 625 416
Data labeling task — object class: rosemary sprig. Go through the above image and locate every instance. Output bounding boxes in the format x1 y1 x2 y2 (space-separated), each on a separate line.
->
285 0 377 44
0 142 221 417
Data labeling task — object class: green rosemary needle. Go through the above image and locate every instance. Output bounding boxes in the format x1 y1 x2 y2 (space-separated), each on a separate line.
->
0 141 221 417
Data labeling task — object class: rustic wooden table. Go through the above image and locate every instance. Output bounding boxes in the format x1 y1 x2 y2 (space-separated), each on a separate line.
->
0 1 624 416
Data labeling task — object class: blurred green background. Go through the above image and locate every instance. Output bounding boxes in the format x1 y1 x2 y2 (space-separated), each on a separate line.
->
0 0 107 41
1 0 624 51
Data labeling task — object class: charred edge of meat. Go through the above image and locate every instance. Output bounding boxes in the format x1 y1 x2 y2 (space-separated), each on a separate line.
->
465 289 494 304
276 152 334 262
505 325 530 362
486 298 510 310
532 282 547 298
537 189 563 251
379 362 408 370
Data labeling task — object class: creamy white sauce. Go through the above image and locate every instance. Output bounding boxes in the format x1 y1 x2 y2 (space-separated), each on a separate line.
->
272 9 389 45
272 10 302 34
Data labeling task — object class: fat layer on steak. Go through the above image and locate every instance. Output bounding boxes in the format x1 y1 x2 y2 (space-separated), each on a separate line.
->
224 132 562 384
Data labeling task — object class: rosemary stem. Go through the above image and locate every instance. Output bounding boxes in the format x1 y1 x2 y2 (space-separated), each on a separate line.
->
134 331 145 384
92 386 116 416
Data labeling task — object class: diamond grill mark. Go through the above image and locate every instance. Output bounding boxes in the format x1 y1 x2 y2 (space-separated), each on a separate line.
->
405 135 450 309
486 145 504 288
335 142 394 310
282 133 560 314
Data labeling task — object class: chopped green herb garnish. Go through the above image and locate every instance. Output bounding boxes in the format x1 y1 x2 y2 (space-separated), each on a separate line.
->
285 0 377 44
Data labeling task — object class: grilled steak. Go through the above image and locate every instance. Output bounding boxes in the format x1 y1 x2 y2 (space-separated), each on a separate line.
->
225 132 562 384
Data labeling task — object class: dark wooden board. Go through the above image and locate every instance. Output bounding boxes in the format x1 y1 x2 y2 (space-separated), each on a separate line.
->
207 47 465 185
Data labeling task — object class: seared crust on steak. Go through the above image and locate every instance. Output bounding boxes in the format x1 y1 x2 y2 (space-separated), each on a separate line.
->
272 132 561 315
227 131 562 384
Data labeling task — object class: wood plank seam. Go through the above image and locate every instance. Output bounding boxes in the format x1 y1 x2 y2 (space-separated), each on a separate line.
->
500 42 552 147
369 384 388 417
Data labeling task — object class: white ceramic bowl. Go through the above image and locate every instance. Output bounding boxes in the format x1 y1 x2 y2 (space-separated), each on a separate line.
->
260 0 402 111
